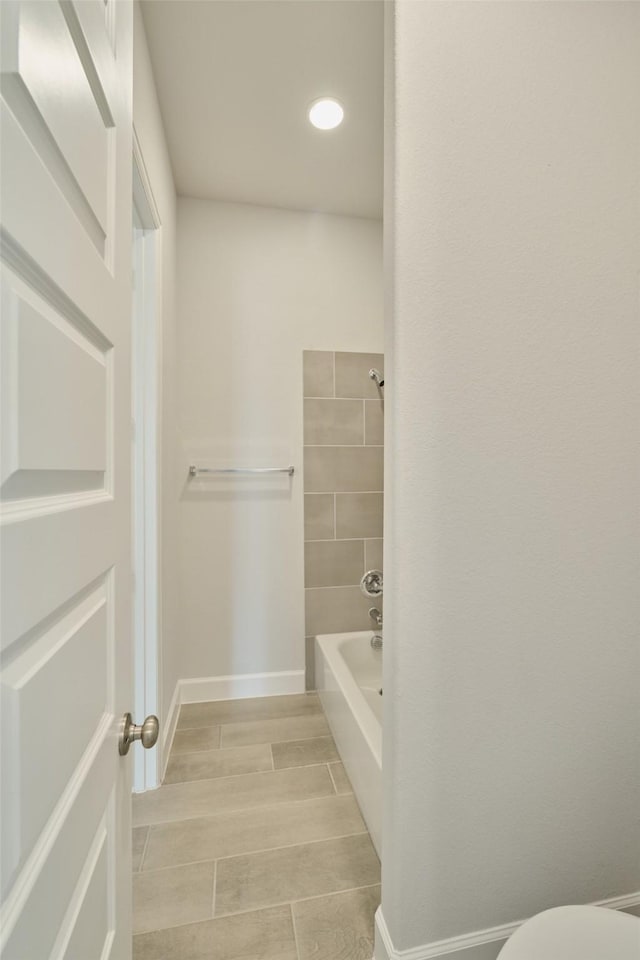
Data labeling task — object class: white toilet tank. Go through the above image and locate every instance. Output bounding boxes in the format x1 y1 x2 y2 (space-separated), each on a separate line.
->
498 906 640 960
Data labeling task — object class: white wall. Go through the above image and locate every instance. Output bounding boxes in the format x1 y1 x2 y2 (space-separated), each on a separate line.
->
381 2 640 956
133 4 179 746
177 198 383 684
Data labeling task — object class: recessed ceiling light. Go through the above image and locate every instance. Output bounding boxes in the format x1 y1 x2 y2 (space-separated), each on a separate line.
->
308 98 344 131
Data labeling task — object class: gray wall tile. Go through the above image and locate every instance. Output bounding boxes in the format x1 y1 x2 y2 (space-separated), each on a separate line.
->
304 494 334 541
304 446 383 493
335 352 384 399
303 351 334 397
304 398 364 445
305 636 316 690
364 398 384 445
305 540 364 588
365 539 384 571
336 493 383 539
305 586 374 635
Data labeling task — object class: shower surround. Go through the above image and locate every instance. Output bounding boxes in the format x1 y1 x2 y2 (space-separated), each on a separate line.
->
303 350 384 688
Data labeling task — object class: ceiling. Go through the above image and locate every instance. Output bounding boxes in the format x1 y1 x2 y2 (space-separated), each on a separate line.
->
140 0 383 219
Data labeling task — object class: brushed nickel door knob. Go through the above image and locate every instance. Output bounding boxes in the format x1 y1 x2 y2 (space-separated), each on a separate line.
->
119 712 159 756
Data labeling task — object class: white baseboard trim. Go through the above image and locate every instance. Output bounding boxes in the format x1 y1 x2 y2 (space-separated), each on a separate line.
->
160 680 181 782
179 670 305 704
374 892 640 960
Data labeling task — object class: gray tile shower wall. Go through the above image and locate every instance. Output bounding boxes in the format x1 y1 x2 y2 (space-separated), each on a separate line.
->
303 351 384 688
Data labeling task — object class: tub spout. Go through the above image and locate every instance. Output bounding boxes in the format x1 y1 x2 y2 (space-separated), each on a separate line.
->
369 607 383 627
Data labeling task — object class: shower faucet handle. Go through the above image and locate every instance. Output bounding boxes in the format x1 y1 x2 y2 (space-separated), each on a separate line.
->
361 569 383 598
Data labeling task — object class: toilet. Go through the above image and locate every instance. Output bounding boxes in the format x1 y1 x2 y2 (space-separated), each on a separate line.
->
498 906 640 959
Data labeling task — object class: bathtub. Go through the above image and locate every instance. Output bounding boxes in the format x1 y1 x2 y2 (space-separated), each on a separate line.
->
315 631 382 856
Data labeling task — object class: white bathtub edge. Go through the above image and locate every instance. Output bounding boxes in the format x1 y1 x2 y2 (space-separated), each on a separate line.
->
315 631 382 857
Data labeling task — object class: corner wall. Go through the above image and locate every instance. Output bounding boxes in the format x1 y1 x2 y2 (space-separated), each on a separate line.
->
176 199 382 690
381 1 640 956
133 3 179 754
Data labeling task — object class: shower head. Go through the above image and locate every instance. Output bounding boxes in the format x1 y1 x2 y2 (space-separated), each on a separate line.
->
369 368 384 389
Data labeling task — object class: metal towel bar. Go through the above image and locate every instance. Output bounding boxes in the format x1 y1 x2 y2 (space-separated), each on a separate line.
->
189 465 294 478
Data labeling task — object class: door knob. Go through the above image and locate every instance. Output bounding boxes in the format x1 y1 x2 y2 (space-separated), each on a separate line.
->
119 712 159 756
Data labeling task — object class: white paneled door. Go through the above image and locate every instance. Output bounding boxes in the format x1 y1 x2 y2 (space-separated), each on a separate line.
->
0 1 134 957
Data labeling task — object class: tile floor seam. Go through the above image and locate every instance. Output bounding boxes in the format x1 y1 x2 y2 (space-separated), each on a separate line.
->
133 888 377 943
205 882 383 923
166 757 337 786
136 825 151 873
326 762 338 793
169 743 272 756
215 829 374 863
289 901 302 960
139 829 370 874
139 758 336 796
136 785 350 830
219 731 331 748
211 859 217 919
176 706 322 733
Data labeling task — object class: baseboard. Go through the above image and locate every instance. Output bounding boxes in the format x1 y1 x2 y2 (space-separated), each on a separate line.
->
374 891 640 960
160 680 181 782
179 670 306 704
374 909 512 960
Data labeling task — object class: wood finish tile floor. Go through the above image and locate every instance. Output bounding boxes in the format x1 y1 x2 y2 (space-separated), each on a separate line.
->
132 693 380 959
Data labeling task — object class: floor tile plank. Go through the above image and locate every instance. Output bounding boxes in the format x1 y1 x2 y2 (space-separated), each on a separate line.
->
133 861 215 934
171 726 221 755
164 743 272 785
329 761 354 794
132 826 148 872
215 834 380 917
271 735 339 769
143 794 366 870
177 693 321 730
293 885 381 960
220 713 329 749
133 764 334 827
133 905 297 960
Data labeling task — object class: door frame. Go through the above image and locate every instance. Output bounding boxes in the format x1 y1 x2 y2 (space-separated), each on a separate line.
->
132 126 162 793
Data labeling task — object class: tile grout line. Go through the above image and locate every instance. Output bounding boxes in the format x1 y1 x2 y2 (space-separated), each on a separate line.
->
159 755 338 789
134 779 351 831
177 722 326 739
290 901 302 960
305 536 382 543
215 880 384 923
326 762 338 794
170 732 334 762
138 831 370 876
133 884 381 942
219 731 331 750
137 824 151 873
